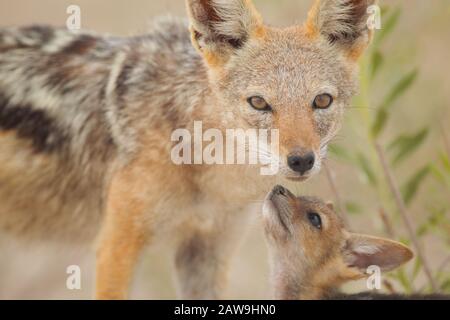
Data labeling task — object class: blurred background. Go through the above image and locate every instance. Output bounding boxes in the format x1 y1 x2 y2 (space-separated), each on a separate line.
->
0 0 449 299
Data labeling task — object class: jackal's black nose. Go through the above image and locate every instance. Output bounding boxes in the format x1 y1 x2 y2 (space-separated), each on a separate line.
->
287 153 315 175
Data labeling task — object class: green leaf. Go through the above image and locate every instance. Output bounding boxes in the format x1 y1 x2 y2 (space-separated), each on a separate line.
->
441 278 450 293
379 5 389 17
440 152 450 173
373 8 401 48
379 69 418 111
427 209 446 227
328 144 353 163
395 268 412 293
412 258 422 281
371 71 418 139
430 164 447 185
399 237 411 247
345 201 363 215
388 128 429 165
416 223 429 237
356 153 378 186
371 108 389 138
370 50 384 80
401 165 430 205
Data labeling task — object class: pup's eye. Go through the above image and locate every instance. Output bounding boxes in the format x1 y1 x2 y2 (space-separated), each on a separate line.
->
248 96 272 112
307 212 322 229
313 94 333 109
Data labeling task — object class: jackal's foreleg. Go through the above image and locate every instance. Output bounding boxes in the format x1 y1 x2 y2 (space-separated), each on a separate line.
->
95 169 149 300
174 211 249 300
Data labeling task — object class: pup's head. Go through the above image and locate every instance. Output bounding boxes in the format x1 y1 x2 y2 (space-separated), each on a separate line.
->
186 0 375 180
262 185 413 298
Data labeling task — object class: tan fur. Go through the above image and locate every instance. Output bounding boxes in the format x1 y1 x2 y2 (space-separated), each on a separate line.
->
305 0 376 60
304 0 322 38
96 163 150 300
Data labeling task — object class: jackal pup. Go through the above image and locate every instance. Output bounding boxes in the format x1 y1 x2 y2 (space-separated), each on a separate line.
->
0 0 375 299
262 185 446 300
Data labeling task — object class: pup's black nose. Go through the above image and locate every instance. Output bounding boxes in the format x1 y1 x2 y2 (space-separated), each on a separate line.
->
287 153 315 175
272 185 287 196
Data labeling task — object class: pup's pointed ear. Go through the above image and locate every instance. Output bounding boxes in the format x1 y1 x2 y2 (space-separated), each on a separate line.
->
305 0 377 60
342 233 414 275
186 0 265 66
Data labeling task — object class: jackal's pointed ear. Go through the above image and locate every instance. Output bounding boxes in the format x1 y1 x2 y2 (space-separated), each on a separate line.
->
342 233 414 275
305 0 377 60
186 0 265 66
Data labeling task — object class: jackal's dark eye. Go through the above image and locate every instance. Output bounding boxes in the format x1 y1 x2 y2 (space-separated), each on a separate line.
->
313 94 333 109
248 96 272 112
307 212 322 229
